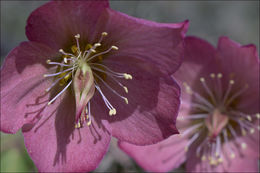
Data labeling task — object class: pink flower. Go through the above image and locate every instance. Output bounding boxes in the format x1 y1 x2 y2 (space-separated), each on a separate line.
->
119 36 260 172
0 1 188 172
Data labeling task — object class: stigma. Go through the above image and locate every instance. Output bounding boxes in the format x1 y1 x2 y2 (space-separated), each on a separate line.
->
44 33 133 128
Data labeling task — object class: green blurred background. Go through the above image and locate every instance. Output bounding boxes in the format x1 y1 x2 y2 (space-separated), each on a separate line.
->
1 1 259 172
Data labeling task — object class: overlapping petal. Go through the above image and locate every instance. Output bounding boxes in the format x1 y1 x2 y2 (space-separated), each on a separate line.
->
23 92 111 172
93 8 188 75
0 42 57 133
26 1 109 50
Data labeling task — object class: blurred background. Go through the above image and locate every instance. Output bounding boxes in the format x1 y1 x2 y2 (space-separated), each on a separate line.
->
0 1 259 172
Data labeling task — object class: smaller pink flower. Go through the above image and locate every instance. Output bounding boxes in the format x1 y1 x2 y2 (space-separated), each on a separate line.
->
119 36 260 172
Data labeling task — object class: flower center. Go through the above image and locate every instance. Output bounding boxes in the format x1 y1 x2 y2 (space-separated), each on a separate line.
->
44 33 132 128
178 73 259 166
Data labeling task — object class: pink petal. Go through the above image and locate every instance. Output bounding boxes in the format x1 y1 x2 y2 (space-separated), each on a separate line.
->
26 1 109 50
95 57 180 145
0 41 57 133
217 37 259 114
22 92 111 172
119 135 188 172
93 8 188 75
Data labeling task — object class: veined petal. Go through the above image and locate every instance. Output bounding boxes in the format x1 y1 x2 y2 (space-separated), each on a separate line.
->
26 1 109 50
119 135 188 172
22 92 111 172
96 57 180 145
93 8 188 75
0 41 57 133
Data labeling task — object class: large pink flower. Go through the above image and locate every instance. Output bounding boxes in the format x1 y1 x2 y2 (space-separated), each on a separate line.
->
0 1 188 172
119 36 259 172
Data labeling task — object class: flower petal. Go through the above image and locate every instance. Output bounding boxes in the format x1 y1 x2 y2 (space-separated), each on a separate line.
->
95 57 180 145
217 37 259 114
22 92 111 172
26 1 109 50
93 8 188 75
0 41 57 133
119 135 188 172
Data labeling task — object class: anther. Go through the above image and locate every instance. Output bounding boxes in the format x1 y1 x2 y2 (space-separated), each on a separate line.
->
246 115 252 121
64 57 68 63
250 128 255 134
210 73 215 78
241 142 247 149
124 98 129 104
59 49 64 53
200 77 205 82
230 153 235 159
75 34 80 38
102 32 108 36
123 86 128 93
217 73 222 78
94 43 101 47
109 108 116 116
111 46 119 50
46 59 51 64
256 113 260 119
184 146 188 152
229 80 234 85
217 157 223 163
201 155 206 161
124 73 133 80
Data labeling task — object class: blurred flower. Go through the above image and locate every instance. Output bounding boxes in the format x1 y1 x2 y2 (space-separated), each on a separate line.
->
119 36 259 172
0 1 188 172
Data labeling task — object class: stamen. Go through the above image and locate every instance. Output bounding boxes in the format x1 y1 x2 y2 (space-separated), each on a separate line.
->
215 136 221 157
216 73 223 101
225 84 248 106
46 60 71 67
43 67 76 77
45 71 72 92
222 80 234 104
86 45 118 62
200 77 217 105
95 84 116 116
59 49 76 57
184 133 200 152
74 34 81 53
180 123 203 137
47 80 72 105
93 73 129 105
179 114 208 120
86 102 92 126
256 113 260 119
223 129 235 159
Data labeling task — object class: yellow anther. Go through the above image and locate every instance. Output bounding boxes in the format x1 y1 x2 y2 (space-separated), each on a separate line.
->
59 49 64 53
201 155 206 161
256 113 260 119
75 122 81 129
217 73 222 78
230 153 235 159
102 32 108 36
94 43 101 47
87 119 91 126
250 128 255 134
124 98 128 104
241 142 247 149
200 77 205 82
75 34 80 38
109 108 116 116
185 86 192 94
90 49 96 53
242 129 247 136
111 46 119 50
246 115 252 121
71 45 78 54
124 73 133 80
217 157 223 163
210 159 217 166
229 80 234 85
85 44 92 50
64 57 68 63
210 73 215 78
46 59 51 64
123 86 128 93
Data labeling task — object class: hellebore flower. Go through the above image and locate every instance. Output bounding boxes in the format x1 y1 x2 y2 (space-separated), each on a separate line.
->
119 36 260 172
0 1 188 172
